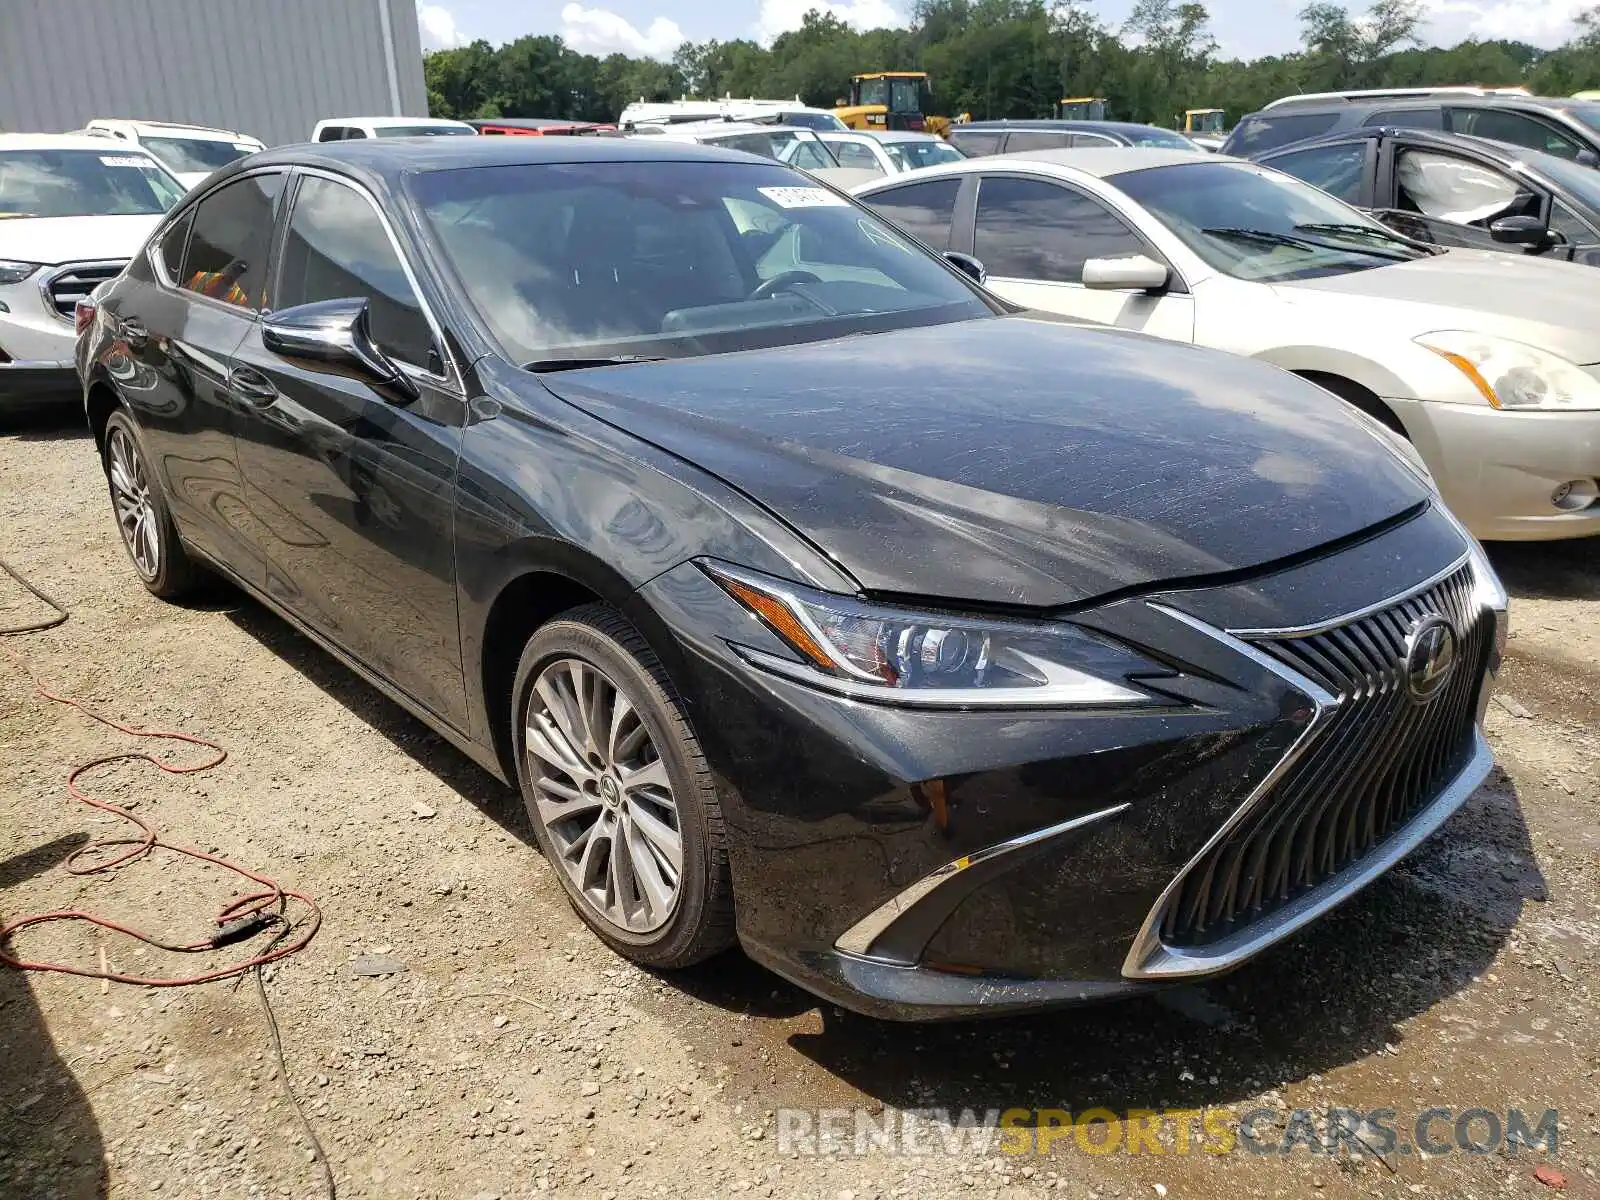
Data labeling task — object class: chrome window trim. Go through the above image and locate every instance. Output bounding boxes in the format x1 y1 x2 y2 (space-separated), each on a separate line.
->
284 165 462 392
835 802 1133 958
37 260 128 324
1226 550 1471 638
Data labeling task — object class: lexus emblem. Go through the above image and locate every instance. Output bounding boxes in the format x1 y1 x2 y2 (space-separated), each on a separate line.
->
1404 615 1458 702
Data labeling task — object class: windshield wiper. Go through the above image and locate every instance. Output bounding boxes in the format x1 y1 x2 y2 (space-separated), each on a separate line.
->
524 355 667 373
1201 226 1327 252
1292 222 1431 257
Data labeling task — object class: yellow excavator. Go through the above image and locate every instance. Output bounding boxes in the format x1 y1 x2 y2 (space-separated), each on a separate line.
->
1055 97 1107 120
834 72 968 138
1182 108 1227 136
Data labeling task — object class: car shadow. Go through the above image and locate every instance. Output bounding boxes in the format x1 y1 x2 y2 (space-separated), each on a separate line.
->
218 598 534 845
1486 537 1599 601
0 407 88 443
0 833 109 1199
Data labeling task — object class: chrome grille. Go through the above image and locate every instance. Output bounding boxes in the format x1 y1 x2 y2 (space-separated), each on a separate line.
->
43 262 126 320
1160 561 1489 948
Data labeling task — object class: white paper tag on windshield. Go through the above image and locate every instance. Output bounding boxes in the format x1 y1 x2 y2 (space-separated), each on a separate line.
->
758 186 848 209
100 155 151 168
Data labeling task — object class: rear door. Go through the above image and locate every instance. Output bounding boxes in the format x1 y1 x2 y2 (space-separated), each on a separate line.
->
227 169 469 726
115 170 286 578
964 173 1194 340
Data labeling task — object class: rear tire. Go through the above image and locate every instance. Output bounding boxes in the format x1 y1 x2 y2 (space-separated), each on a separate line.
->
101 411 202 600
511 603 735 968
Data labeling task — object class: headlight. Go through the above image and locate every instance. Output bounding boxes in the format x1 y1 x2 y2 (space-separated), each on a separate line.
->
0 260 42 285
1416 331 1600 411
702 562 1161 708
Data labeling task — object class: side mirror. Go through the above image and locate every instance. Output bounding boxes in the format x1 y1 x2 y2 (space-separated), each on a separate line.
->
1576 149 1599 167
262 297 418 402
1082 254 1170 292
943 251 987 285
1488 214 1552 247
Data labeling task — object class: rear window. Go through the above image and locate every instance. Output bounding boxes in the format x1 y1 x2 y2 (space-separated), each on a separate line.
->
1224 112 1342 157
140 135 256 175
1362 107 1444 130
951 130 1004 157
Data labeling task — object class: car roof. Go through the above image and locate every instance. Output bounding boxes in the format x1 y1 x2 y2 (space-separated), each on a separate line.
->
320 116 473 129
0 131 166 154
989 146 1222 176
956 119 1178 138
87 118 254 141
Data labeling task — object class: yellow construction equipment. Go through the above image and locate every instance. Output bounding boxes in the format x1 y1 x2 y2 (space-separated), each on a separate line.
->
1056 97 1107 121
834 72 967 138
1183 108 1226 135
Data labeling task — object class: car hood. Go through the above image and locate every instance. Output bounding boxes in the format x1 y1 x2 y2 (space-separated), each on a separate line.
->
1274 248 1600 363
0 214 162 266
538 319 1431 608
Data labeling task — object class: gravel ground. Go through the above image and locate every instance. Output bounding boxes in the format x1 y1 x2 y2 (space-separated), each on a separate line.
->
1 413 1596 1200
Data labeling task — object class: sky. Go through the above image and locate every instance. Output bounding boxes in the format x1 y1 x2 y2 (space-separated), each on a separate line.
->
415 0 1594 63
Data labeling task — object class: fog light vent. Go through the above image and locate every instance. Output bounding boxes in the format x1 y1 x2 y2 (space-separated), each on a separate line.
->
1551 479 1599 511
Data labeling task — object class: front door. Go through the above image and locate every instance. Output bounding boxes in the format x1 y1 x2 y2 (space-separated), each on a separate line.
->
228 170 469 727
967 174 1195 341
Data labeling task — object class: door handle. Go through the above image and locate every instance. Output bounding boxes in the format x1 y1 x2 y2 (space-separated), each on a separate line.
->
227 366 279 407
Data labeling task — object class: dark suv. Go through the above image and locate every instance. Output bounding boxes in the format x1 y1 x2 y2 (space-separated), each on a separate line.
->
1222 93 1600 164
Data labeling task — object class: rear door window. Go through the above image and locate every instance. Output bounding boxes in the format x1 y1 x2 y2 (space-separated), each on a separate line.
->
1004 131 1073 152
1226 112 1342 156
831 140 882 171
1363 107 1444 130
950 130 1004 157
1450 108 1584 160
1264 141 1369 205
180 172 284 310
859 177 962 250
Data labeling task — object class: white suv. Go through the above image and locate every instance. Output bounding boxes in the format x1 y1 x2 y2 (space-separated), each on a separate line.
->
311 116 476 141
0 134 185 407
82 119 265 189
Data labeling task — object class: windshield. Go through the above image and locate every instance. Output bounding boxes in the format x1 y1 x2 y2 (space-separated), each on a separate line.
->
1535 149 1600 210
140 135 256 174
1111 160 1429 282
1554 103 1600 133
858 78 889 108
0 149 184 217
409 159 994 365
375 125 475 137
890 78 922 113
883 139 965 171
708 131 838 171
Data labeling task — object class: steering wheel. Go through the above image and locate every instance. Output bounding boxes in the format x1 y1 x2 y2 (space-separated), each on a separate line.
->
750 270 822 300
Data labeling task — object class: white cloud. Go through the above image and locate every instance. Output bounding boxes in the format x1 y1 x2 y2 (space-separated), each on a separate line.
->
560 4 685 59
417 3 467 50
755 0 906 45
1420 0 1586 48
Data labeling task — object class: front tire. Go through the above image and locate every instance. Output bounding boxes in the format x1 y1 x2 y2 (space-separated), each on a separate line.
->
512 604 735 968
102 411 201 600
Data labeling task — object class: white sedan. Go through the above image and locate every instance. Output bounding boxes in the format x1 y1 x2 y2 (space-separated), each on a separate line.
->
855 148 1600 541
816 130 967 177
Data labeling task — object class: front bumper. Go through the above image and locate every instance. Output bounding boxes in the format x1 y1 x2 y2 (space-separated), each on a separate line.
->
640 503 1505 1019
1389 397 1600 541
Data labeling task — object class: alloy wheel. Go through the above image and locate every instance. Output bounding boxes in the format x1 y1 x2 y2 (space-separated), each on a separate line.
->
524 657 684 934
107 426 160 580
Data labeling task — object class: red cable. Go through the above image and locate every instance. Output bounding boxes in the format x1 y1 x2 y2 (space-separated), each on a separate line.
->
1 642 322 985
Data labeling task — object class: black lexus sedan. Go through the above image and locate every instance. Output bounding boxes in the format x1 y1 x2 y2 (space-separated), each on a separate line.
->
76 137 1507 1020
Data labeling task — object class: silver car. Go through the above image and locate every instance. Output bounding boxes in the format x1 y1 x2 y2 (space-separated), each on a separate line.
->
855 148 1600 540
816 130 967 177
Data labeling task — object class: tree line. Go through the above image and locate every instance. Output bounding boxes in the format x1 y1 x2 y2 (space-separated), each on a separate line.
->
424 0 1600 129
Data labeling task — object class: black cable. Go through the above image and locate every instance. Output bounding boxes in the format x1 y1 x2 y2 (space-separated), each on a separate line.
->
0 557 69 634
253 924 336 1200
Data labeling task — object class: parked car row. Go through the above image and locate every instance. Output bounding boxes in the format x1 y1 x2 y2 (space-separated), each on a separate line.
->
71 133 1524 1022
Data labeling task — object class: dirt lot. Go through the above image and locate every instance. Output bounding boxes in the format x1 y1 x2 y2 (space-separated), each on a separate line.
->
2 413 1597 1200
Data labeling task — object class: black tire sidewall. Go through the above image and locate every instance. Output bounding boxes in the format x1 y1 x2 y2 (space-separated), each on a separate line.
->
511 607 722 966
102 410 193 599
